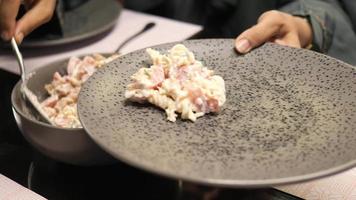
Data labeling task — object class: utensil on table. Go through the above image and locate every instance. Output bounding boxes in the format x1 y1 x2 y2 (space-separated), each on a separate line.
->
115 22 155 53
10 37 55 125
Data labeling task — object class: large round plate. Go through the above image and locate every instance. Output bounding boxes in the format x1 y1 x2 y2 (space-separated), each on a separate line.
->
78 39 356 187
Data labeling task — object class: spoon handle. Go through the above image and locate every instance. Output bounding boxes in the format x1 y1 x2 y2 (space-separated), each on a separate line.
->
115 22 156 53
10 37 27 84
10 37 55 125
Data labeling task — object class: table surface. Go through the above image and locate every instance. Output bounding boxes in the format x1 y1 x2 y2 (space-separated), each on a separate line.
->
1 8 356 200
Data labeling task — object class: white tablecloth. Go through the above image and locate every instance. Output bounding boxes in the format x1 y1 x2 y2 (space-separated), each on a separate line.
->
0 174 46 200
277 167 356 200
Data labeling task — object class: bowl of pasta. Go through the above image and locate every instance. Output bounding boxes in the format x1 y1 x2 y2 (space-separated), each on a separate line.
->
11 54 118 165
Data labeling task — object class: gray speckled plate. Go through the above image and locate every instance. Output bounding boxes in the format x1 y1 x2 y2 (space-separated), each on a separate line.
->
77 39 356 187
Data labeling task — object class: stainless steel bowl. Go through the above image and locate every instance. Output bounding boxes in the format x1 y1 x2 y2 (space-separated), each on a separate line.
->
11 57 115 166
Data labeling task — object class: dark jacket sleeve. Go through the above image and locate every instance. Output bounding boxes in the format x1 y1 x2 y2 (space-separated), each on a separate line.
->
338 0 356 32
279 0 356 65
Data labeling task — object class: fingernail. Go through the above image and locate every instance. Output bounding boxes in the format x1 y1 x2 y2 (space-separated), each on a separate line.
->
16 32 24 44
236 39 251 53
1 31 10 41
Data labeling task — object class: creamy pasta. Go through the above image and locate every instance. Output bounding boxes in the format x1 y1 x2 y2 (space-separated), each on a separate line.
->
41 54 119 128
125 44 226 122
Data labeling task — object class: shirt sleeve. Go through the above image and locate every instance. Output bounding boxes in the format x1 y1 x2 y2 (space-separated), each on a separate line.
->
279 0 356 65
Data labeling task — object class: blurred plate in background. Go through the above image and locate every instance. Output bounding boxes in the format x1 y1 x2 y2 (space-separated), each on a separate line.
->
2 0 121 48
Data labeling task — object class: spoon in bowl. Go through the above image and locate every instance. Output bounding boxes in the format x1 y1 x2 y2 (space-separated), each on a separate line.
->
11 37 55 125
10 22 156 126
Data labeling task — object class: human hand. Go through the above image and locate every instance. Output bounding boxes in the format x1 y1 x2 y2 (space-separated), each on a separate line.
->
0 0 56 44
235 10 312 53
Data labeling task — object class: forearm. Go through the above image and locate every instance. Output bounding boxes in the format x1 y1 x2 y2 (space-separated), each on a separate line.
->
279 0 356 65
279 0 350 52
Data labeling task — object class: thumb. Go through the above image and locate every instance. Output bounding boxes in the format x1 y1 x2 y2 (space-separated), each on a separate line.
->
235 11 283 53
235 23 280 53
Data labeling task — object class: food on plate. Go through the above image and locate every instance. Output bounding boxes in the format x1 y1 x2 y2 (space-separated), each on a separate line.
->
41 54 119 128
125 44 226 122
